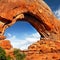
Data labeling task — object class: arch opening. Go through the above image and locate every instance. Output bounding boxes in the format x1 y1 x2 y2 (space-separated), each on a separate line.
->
5 21 40 50
0 0 59 43
16 12 48 39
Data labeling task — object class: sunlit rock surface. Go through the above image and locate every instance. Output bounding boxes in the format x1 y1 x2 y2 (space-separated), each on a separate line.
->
0 40 12 50
26 39 60 60
0 0 60 60
0 0 60 40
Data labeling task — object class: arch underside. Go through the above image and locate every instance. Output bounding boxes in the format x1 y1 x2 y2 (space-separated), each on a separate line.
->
19 13 51 39
16 12 59 40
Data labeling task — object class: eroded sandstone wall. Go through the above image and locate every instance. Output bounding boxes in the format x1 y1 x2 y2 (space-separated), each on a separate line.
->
0 0 60 40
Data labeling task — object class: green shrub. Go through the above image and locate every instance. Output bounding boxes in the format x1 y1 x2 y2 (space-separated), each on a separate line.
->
6 55 12 60
14 49 26 60
0 47 6 60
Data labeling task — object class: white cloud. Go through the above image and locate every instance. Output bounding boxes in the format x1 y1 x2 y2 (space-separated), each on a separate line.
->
6 32 40 50
7 33 12 37
54 8 60 19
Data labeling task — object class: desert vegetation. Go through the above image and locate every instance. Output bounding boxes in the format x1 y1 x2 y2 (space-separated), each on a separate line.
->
0 47 26 60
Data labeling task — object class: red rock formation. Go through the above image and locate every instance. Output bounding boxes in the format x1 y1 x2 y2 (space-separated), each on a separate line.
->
0 35 6 40
5 48 15 59
0 0 60 60
0 0 60 40
0 39 14 59
26 39 60 60
0 40 12 50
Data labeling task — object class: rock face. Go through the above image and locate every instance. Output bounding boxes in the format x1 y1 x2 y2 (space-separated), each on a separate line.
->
0 40 12 50
0 35 6 40
0 0 60 40
0 0 60 60
26 39 60 60
0 39 14 58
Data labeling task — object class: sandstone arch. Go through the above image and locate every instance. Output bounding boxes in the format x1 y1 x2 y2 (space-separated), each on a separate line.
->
0 0 60 40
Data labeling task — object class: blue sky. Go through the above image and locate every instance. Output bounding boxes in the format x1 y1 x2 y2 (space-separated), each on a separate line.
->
5 0 60 50
45 0 60 11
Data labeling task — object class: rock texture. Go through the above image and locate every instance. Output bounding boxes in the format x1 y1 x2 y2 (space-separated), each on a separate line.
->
0 0 60 40
26 39 60 60
0 40 12 50
0 0 60 60
0 35 6 40
0 39 14 59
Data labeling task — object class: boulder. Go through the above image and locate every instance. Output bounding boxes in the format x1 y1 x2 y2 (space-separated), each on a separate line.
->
0 40 12 50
